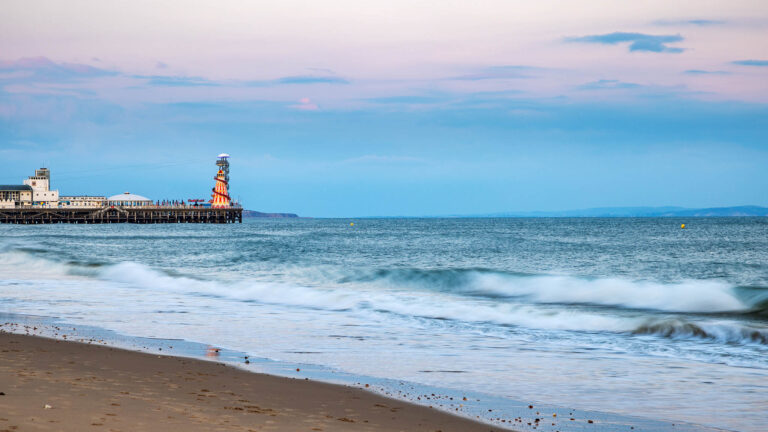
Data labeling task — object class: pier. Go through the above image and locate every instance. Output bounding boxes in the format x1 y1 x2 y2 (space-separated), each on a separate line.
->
0 206 242 224
2 154 244 224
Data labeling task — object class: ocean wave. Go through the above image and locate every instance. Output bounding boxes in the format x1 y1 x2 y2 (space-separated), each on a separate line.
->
735 286 768 316
471 274 750 313
352 267 757 313
99 262 361 311
2 248 766 345
95 262 636 332
91 263 768 342
0 250 74 279
633 319 768 345
3 243 761 315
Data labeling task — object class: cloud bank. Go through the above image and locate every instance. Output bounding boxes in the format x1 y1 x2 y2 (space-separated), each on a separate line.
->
731 60 768 67
566 32 684 53
275 75 350 85
684 70 730 75
451 65 543 81
0 57 118 82
653 19 725 26
578 79 642 90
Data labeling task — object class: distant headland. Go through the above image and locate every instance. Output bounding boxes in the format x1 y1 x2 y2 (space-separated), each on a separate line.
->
243 210 300 218
460 206 768 218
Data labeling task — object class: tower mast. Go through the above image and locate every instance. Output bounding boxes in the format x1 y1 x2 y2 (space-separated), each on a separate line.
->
216 153 230 186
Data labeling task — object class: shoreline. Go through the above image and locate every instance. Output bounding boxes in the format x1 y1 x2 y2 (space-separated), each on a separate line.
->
0 315 726 432
0 331 508 432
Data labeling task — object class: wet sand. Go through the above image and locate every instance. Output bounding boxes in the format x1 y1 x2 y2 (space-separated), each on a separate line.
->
0 332 507 432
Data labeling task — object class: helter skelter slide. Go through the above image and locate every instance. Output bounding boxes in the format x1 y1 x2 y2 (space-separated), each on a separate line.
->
210 153 231 208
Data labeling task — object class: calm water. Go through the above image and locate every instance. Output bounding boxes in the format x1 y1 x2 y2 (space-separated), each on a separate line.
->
1 218 767 431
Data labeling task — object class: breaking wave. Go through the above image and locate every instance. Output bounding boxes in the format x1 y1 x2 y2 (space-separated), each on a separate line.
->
98 262 636 332
2 247 766 346
346 267 762 314
0 249 75 279
633 320 768 345
99 262 361 311
95 261 768 344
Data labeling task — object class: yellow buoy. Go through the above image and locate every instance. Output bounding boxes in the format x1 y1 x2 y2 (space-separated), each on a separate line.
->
350 222 354 226
681 224 686 229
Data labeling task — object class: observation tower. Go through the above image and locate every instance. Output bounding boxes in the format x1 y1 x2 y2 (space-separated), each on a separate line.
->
211 153 231 208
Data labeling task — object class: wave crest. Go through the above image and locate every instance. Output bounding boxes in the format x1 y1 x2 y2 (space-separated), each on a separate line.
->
358 267 752 313
2 247 766 347
633 319 768 345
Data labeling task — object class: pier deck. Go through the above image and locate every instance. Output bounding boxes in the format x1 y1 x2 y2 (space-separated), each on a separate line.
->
0 206 242 224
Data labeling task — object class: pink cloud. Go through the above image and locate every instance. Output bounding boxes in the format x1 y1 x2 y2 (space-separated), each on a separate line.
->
0 56 117 81
290 97 319 111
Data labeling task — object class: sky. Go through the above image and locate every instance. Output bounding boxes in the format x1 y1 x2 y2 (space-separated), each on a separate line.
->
1 0 767 217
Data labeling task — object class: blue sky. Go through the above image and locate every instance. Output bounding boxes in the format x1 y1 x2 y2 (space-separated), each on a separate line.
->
1 0 767 216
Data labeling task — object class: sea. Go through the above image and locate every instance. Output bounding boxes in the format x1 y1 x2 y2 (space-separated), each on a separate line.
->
1 218 766 431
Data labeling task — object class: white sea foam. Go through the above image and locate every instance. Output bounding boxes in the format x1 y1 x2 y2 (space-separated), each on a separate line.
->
94 262 768 344
95 262 639 332
100 262 360 310
1 250 762 343
0 250 74 280
349 267 750 313
467 273 747 313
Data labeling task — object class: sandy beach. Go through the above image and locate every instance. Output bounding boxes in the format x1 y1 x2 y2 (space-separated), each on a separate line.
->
0 331 505 432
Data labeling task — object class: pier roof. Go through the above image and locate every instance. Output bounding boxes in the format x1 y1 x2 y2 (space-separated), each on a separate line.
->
107 192 151 202
0 185 33 191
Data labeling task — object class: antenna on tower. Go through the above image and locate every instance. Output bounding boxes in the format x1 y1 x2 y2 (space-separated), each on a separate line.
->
216 153 230 185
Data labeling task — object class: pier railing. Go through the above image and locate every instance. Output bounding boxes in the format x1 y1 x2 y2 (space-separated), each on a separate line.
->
0 205 243 224
9 203 243 210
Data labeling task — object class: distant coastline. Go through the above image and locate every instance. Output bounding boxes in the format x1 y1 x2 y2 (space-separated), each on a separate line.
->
358 205 768 219
243 206 768 219
456 205 768 218
243 210 300 218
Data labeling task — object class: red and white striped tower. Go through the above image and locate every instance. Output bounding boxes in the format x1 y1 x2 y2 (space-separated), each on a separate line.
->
210 154 231 208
